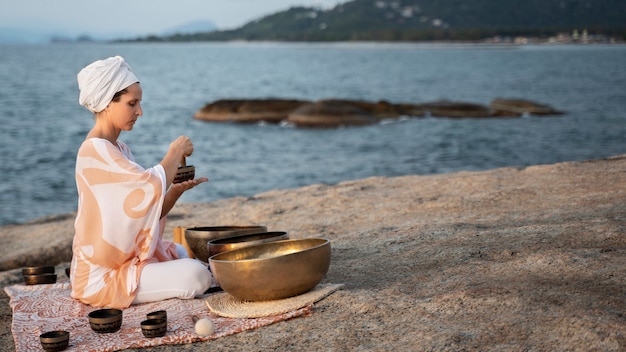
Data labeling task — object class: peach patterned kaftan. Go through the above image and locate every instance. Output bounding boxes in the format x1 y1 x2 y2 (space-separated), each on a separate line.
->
71 138 179 308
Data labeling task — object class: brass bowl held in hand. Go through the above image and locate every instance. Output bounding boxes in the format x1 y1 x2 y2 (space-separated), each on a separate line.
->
208 231 289 258
209 238 331 301
184 226 267 263
23 273 57 285
88 308 123 333
40 330 69 352
173 165 195 183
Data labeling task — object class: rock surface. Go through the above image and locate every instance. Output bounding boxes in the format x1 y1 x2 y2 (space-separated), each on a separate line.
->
416 100 494 118
193 99 307 124
194 98 564 127
489 98 566 116
1 154 625 351
286 100 379 127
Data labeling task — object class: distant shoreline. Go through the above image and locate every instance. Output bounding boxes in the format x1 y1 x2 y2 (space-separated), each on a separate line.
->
66 36 626 45
50 36 626 46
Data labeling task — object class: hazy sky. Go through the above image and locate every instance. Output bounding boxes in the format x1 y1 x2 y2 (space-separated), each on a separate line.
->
0 0 346 35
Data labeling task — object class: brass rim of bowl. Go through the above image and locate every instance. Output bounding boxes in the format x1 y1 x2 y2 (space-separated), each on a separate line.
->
88 309 122 323
22 266 55 275
40 330 69 341
186 226 267 233
210 238 330 262
208 231 288 245
141 318 167 328
146 311 167 320
185 226 269 262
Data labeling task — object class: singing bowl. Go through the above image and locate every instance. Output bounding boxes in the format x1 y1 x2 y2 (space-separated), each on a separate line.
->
22 265 55 276
88 308 123 333
209 238 331 301
173 165 195 183
40 330 69 352
146 310 167 321
141 318 167 338
185 226 267 263
207 231 289 258
23 273 57 285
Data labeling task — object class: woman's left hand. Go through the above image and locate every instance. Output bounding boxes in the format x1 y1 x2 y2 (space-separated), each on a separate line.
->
171 177 209 194
161 177 209 219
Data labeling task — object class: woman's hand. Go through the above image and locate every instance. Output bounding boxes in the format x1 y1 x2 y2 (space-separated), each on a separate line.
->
161 176 209 219
170 135 194 158
170 177 209 194
162 135 195 186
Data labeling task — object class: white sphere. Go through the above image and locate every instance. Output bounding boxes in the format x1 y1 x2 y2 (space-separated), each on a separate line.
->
194 318 215 336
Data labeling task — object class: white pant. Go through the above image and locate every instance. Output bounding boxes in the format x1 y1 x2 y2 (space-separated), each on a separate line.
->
132 244 212 305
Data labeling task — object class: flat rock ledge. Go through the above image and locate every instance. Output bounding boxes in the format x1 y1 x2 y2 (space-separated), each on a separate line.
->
193 98 564 128
2 154 625 351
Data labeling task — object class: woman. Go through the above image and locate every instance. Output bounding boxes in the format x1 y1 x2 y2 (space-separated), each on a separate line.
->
70 56 212 308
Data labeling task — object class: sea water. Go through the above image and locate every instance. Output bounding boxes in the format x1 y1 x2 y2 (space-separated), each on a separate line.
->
1 42 625 225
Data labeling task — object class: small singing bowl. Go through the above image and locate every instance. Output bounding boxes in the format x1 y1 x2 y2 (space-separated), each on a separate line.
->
22 266 55 276
140 318 167 338
40 330 69 352
184 225 268 263
23 273 57 285
88 308 123 333
208 231 290 258
173 165 195 183
209 238 331 301
146 310 167 321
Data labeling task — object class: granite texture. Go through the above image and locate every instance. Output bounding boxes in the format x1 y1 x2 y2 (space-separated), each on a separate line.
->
1 154 625 351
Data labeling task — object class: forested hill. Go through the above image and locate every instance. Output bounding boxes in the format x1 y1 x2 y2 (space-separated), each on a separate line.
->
135 0 626 42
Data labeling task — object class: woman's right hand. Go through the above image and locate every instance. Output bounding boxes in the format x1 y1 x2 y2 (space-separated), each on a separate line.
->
169 135 194 158
162 135 195 186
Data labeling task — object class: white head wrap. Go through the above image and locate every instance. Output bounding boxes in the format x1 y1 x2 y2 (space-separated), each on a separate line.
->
77 55 139 113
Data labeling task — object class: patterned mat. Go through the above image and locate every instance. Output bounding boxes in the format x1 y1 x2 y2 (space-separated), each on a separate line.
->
4 282 311 352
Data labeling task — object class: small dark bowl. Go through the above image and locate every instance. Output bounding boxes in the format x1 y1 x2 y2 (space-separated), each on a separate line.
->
173 165 195 183
22 266 55 276
23 273 57 285
88 308 123 333
146 310 167 321
141 318 167 338
40 330 69 352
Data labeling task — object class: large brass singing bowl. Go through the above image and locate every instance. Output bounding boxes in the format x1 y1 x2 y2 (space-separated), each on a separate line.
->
209 238 331 301
207 231 289 258
184 226 267 263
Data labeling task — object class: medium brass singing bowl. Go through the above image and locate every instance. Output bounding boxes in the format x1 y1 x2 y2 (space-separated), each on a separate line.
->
184 226 268 263
209 238 331 301
207 231 289 258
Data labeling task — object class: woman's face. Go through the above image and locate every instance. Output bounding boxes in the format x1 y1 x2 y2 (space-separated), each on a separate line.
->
107 83 143 131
